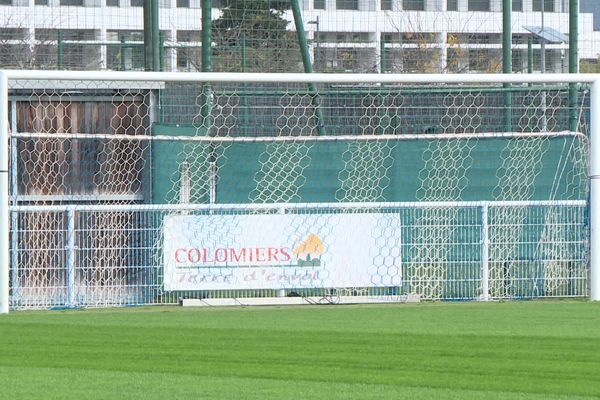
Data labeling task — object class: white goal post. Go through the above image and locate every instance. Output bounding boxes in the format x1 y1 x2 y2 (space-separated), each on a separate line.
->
0 70 599 313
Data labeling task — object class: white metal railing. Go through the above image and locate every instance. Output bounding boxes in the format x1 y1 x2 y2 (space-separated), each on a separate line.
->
8 199 587 213
8 200 588 309
3 70 600 84
9 130 587 142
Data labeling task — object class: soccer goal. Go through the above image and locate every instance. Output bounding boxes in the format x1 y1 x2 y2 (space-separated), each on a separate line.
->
0 71 599 312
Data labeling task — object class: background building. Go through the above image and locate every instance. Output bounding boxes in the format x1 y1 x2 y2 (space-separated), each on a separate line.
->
0 0 597 72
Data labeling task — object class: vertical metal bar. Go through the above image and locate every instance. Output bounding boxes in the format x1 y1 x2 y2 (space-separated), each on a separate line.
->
241 33 247 72
10 100 17 301
290 0 326 135
158 31 165 72
66 207 76 308
314 16 320 72
10 211 17 304
502 0 512 132
151 0 160 72
378 33 386 134
481 203 490 301
201 0 215 204
57 31 63 69
209 161 216 204
540 0 547 132
120 36 127 71
146 91 157 203
541 0 545 73
143 0 154 71
528 37 533 74
200 0 212 130
10 100 16 203
241 33 248 136
568 0 579 132
380 32 386 74
0 72 9 314
590 79 600 301
291 0 314 74
201 0 211 72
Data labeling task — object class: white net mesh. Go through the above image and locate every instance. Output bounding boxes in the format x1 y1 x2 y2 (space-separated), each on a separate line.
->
6 76 591 309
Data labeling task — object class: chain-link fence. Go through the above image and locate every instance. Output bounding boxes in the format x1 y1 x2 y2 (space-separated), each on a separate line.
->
0 1 597 73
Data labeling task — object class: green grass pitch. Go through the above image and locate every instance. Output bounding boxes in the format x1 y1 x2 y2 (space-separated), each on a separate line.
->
1 301 599 399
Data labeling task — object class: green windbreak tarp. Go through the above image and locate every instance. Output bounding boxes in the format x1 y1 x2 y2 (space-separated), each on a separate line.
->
151 124 585 204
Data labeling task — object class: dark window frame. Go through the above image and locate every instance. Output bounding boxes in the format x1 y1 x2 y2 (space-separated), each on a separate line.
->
468 0 490 11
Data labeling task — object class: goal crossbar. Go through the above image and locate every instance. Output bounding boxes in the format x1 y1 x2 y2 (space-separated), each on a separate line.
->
3 70 600 84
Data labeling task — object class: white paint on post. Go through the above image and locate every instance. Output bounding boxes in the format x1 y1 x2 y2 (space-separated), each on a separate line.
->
0 72 9 314
9 100 17 300
66 207 76 308
481 203 490 302
590 79 600 301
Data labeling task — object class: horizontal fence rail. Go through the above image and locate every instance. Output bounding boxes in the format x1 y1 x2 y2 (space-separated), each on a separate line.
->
4 70 600 84
9 200 588 213
9 130 588 142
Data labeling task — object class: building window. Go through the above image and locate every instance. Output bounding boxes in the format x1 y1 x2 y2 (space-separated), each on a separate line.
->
130 0 142 6
34 29 98 69
107 30 145 70
0 0 11 4
176 30 201 71
381 0 392 10
533 0 554 12
512 0 522 11
0 28 27 40
512 49 524 72
314 0 325 9
447 0 457 11
403 0 424 10
469 49 492 71
106 0 118 6
336 0 358 10
468 0 489 11
177 0 189 7
60 0 84 5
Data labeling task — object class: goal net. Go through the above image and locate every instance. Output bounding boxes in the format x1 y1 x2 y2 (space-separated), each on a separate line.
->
2 72 593 309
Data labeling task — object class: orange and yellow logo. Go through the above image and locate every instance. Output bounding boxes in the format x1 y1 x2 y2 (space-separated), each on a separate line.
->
292 233 324 267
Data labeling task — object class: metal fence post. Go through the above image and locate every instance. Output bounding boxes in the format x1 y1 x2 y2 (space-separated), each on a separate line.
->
120 36 127 71
591 79 600 301
10 211 17 304
568 0 579 132
502 0 512 133
10 100 18 301
481 202 490 301
0 71 9 314
57 31 63 70
66 207 76 308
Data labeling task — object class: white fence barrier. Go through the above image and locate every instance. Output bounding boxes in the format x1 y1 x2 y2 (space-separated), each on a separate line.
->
7 200 588 309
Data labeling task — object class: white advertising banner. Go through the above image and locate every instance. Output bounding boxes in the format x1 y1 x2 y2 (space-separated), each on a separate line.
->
163 212 402 291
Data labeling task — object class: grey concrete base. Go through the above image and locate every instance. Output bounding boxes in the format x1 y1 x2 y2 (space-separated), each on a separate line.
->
181 294 421 307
